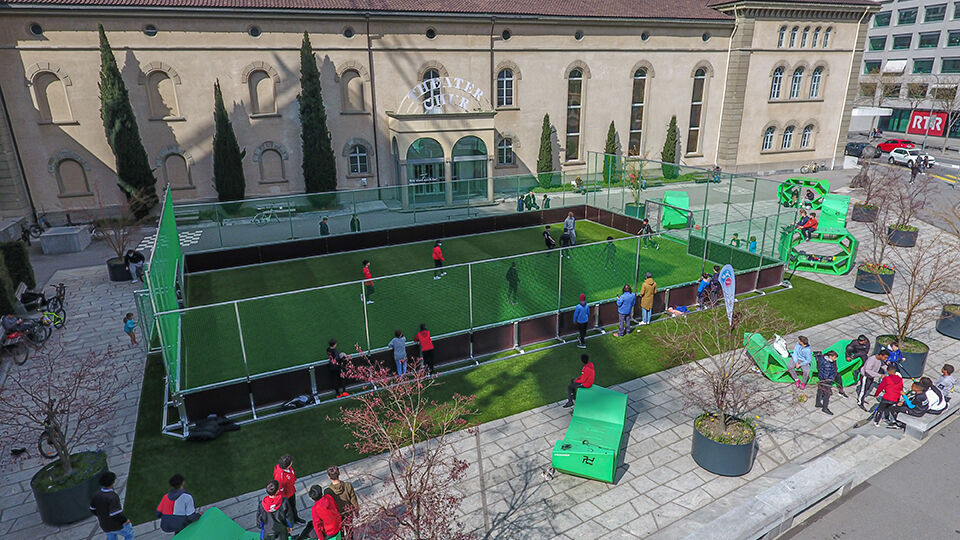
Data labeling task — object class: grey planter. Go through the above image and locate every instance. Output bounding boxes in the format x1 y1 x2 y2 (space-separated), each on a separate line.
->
851 204 878 223
854 267 895 294
32 451 108 525
690 417 757 477
873 338 929 379
936 305 960 340
887 226 918 247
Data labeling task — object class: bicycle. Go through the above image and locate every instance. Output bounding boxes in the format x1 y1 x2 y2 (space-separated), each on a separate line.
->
1 330 29 365
19 213 50 245
40 308 66 329
20 282 66 313
252 207 279 226
20 319 52 347
799 161 826 174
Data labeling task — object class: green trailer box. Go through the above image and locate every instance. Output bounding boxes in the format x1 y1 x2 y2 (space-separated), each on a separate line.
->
551 385 627 483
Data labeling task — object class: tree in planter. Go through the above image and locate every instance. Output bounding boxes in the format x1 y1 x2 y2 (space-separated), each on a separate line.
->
336 350 476 539
212 80 247 202
849 161 894 221
602 121 619 185
886 173 934 245
536 114 555 190
0 342 127 523
661 116 680 179
298 32 338 193
98 24 158 218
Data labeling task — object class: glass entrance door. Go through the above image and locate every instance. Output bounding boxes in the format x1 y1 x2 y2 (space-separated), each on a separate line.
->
406 138 446 206
451 136 488 204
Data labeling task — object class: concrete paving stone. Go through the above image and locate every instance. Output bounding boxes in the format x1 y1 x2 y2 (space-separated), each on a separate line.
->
546 507 583 534
672 487 714 511
665 454 698 475
645 464 681 485
648 447 682 468
589 484 638 512
646 484 683 505
669 470 707 492
592 498 639 531
567 500 604 521
563 519 609 539
701 475 747 499
652 428 680 447
621 455 655 479
625 436 662 457
651 501 690 529
8 510 43 533
618 511 659 537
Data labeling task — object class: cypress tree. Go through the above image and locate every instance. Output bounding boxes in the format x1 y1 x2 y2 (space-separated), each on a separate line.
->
212 80 246 202
661 116 680 179
298 32 337 193
536 114 554 189
98 24 157 218
602 121 618 184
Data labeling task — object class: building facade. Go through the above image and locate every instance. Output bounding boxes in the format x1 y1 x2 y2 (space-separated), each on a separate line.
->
850 0 960 140
0 0 876 219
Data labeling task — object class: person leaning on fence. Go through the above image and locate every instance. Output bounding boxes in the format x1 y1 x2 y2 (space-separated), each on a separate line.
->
748 236 757 253
857 350 887 411
814 351 840 415
615 285 636 337
696 274 712 309
873 364 903 427
562 354 595 408
156 474 201 534
728 233 741 248
787 336 812 390
388 330 407 376
573 294 589 349
638 273 656 327
542 193 551 209
324 466 358 539
258 480 293 540
319 217 330 236
327 339 348 397
349 214 361 232
415 323 435 375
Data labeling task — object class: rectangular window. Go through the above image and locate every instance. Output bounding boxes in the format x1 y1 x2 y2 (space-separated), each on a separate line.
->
892 34 912 49
906 83 929 101
864 60 882 74
565 73 583 161
874 12 891 26
628 71 647 155
933 86 958 100
881 83 902 99
686 72 706 154
925 4 947 22
913 58 934 73
943 58 960 73
859 83 877 97
898 8 917 25
949 31 960 46
918 32 940 48
869 36 887 50
956 1 960 19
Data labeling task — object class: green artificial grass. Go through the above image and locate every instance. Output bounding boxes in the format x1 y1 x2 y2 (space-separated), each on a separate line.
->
179 222 717 389
125 275 881 525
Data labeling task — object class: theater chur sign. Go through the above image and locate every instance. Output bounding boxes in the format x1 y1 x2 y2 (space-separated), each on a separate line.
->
400 75 488 113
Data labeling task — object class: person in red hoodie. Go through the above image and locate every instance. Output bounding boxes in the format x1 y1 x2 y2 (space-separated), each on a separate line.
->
275 454 305 525
361 260 374 304
432 241 446 280
303 485 342 540
562 354 595 408
798 211 819 240
873 364 903 426
415 322 436 375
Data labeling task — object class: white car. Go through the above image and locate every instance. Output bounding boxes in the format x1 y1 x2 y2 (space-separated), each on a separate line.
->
888 148 936 168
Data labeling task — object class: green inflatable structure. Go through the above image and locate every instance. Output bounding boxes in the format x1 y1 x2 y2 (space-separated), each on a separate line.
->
171 508 259 539
779 194 858 275
777 177 830 209
743 334 863 387
661 190 691 230
552 386 627 483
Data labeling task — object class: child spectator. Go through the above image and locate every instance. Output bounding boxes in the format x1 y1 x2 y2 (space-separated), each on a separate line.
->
90 472 134 540
306 486 342 540
728 233 741 248
786 336 812 390
562 354 595 408
795 209 809 229
615 285 636 337
873 364 903 426
324 467 358 539
257 480 293 540
361 260 374 304
666 305 689 317
573 294 589 348
881 341 903 370
327 339 348 397
696 274 712 309
415 323 435 374
814 351 839 415
156 473 202 533
748 236 757 253
432 241 446 280
799 212 818 240
602 236 617 270
921 376 948 414
638 272 656 327
123 313 138 346
559 230 573 259
542 193 551 209
542 225 556 251
275 454 304 524
505 262 520 305
388 330 407 376
349 214 361 232
857 350 887 411
934 364 955 397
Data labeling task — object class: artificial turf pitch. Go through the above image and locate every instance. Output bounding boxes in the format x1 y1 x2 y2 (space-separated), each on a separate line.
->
181 221 713 389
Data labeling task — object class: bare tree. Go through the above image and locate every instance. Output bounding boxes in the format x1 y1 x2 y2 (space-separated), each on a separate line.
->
654 303 792 438
854 166 900 268
336 349 476 540
904 83 930 112
0 341 127 477
931 82 960 151
888 174 934 231
84 189 152 259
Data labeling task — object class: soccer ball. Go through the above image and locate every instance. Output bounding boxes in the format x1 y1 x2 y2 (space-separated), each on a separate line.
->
797 393 807 403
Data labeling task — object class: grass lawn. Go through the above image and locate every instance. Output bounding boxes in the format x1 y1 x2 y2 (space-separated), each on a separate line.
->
180 221 720 389
125 276 882 524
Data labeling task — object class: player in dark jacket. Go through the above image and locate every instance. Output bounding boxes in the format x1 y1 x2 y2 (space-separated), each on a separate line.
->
543 225 556 251
814 351 840 415
845 335 870 363
257 480 293 540
888 380 930 429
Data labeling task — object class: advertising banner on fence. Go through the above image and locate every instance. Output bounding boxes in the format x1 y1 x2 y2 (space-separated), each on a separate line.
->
907 110 948 137
719 264 736 325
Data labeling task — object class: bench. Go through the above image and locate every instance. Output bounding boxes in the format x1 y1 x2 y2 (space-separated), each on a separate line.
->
175 210 201 224
743 333 862 387
898 401 959 440
551 385 627 483
256 204 295 217
171 507 260 539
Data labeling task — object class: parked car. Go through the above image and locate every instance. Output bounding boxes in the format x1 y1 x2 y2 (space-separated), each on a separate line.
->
876 139 915 153
888 147 936 168
845 142 879 158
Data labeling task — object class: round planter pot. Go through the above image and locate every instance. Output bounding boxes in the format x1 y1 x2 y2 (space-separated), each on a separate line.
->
854 267 895 294
887 227 918 247
851 205 878 223
690 418 758 477
106 257 132 282
31 451 108 525
624 203 644 219
936 305 960 340
873 337 929 379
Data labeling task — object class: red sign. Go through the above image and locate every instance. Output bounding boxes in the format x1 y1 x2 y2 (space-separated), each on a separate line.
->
907 110 948 136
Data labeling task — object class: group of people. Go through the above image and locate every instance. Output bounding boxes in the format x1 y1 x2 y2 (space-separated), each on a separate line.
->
727 233 758 253
795 209 819 240
517 191 550 212
542 212 579 257
696 265 725 309
869 360 953 429
387 323 436 376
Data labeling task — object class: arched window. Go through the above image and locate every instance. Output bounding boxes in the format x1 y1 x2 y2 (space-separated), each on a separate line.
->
790 67 804 99
770 67 784 99
55 158 90 195
801 125 814 148
809 67 823 98
497 138 515 165
348 144 369 174
629 68 647 155
259 149 285 182
452 137 488 199
781 126 794 149
790 26 798 47
33 72 71 123
247 70 276 115
406 138 444 198
566 68 584 160
801 27 810 48
823 27 832 47
146 70 179 118
812 27 821 47
422 69 441 114
686 68 707 154
341 70 365 112
762 127 775 151
497 69 514 107
778 26 787 48
162 154 191 188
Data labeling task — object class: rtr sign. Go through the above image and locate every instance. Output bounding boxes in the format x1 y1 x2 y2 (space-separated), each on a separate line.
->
406 76 485 113
907 110 947 137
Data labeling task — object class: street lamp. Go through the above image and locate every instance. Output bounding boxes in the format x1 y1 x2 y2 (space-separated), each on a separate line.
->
921 74 941 151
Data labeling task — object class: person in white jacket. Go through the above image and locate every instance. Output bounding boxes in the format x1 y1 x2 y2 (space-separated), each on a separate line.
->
857 350 888 411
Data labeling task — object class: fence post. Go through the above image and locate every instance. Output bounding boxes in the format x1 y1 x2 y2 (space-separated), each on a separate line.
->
634 235 642 293
746 176 759 246
557 250 564 313
468 263 474 331
701 225 710 274
214 204 224 248
288 197 296 240
360 282 371 351
233 302 252 381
